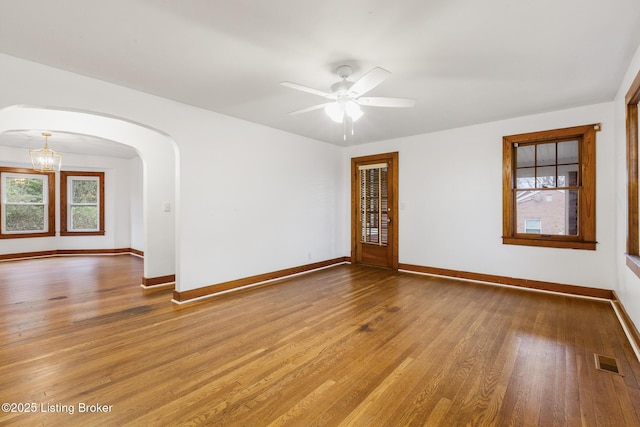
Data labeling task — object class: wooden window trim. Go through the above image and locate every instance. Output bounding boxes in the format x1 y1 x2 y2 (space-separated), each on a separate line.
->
626 69 640 277
60 171 105 236
0 167 55 239
502 124 598 250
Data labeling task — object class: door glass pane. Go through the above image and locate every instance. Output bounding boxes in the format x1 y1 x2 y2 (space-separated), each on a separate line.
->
380 168 388 245
360 167 388 245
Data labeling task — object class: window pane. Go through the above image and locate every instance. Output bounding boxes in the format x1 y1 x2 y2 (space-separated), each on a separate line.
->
524 218 541 234
5 204 45 232
5 177 44 203
71 206 98 230
516 145 535 188
516 168 535 189
516 145 535 168
567 189 578 236
558 140 579 164
72 179 98 203
558 164 579 187
536 143 556 167
536 166 556 188
516 189 578 236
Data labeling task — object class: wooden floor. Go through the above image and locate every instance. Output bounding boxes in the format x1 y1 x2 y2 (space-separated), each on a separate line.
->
1 256 639 426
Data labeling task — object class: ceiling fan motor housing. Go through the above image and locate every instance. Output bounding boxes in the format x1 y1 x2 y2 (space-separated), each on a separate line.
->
336 65 352 79
330 80 354 96
331 65 355 96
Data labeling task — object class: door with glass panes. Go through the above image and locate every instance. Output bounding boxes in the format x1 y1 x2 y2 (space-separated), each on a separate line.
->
351 152 398 269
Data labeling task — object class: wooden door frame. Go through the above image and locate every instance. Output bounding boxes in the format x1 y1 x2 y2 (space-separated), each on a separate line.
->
626 68 640 277
351 152 399 269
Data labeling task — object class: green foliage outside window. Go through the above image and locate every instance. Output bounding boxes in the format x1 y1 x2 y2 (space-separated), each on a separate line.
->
71 206 98 230
70 179 99 230
4 177 46 232
72 180 98 203
6 205 45 231
6 177 43 203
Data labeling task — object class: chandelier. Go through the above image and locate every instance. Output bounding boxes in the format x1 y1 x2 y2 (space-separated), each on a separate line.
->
30 132 62 172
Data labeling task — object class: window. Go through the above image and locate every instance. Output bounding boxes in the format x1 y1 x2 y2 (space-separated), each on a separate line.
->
0 167 55 238
626 69 640 277
503 124 598 250
60 171 105 236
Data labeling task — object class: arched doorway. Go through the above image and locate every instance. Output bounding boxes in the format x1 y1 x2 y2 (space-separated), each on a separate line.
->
0 105 179 287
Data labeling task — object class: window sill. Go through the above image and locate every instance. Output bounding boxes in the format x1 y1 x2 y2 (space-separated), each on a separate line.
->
0 231 56 239
60 231 106 236
626 254 640 280
502 236 596 250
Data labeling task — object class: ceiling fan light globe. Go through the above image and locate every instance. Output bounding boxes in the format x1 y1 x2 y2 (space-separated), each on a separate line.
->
345 101 363 122
350 109 364 122
325 102 344 123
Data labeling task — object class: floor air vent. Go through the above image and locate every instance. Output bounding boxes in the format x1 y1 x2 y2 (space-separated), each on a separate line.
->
594 353 621 375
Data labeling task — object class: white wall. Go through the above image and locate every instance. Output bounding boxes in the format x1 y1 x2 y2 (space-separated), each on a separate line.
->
174 107 344 291
0 144 139 254
615 44 640 329
344 102 617 290
129 156 144 252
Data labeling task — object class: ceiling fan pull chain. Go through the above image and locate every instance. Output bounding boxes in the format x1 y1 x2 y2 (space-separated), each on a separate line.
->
343 119 347 141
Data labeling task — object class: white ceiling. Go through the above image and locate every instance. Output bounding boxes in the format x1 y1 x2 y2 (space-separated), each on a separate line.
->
0 0 639 151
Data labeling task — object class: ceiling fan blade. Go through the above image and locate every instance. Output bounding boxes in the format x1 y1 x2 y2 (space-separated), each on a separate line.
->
348 67 391 97
281 81 333 98
288 103 331 115
357 97 416 108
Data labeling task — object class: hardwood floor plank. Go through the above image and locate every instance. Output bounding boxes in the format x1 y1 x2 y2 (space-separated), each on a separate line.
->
266 379 337 427
1 257 639 426
337 357 415 426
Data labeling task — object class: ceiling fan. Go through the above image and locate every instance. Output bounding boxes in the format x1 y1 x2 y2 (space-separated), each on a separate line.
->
281 65 416 124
